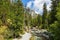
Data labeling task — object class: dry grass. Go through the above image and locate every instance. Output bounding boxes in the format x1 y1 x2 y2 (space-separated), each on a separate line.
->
29 36 35 40
0 35 4 40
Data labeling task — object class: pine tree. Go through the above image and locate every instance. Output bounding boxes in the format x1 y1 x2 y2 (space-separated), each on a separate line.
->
48 0 57 25
49 2 60 40
42 3 47 29
37 14 42 28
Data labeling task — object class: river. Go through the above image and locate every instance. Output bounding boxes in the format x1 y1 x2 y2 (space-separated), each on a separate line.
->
13 29 49 40
13 32 32 40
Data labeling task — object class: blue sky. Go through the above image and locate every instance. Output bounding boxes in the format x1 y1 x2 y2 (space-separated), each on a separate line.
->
21 0 30 6
21 0 51 14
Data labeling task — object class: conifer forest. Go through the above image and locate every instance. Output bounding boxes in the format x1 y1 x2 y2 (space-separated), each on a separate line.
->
0 0 60 40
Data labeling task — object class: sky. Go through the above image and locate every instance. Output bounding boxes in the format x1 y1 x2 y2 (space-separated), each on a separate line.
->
21 0 51 14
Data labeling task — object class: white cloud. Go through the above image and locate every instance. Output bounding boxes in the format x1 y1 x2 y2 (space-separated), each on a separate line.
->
27 1 32 8
26 0 51 14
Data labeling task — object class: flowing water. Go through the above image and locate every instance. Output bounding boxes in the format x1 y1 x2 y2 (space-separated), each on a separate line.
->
20 32 31 40
13 32 32 40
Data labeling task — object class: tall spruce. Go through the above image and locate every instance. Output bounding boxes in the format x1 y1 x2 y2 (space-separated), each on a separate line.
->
48 0 57 25
42 3 47 29
49 2 60 40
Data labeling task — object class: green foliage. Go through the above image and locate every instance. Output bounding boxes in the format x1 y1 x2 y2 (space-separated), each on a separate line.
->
42 3 48 29
8 0 25 37
48 0 57 25
30 14 42 29
49 2 60 40
37 14 42 28
31 17 38 27
49 21 60 40
0 0 25 39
